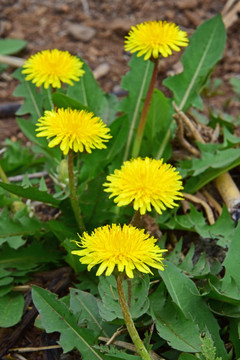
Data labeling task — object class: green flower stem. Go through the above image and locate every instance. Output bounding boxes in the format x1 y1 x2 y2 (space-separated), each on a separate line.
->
47 87 55 110
67 150 85 232
116 273 152 360
131 58 159 158
0 164 8 184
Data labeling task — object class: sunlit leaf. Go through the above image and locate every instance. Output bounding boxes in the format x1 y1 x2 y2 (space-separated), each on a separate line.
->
32 286 104 359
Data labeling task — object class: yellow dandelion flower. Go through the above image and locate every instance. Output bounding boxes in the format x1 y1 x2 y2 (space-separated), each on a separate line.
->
22 49 85 89
36 108 112 155
72 224 167 278
103 157 183 215
125 20 189 60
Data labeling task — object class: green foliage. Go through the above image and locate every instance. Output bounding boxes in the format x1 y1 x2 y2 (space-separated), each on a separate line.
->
1 13 240 360
0 39 26 55
150 283 202 352
118 53 154 160
0 292 24 327
0 181 61 206
142 89 173 159
159 262 227 359
164 14 226 111
13 68 44 121
98 274 149 321
32 286 104 359
200 334 222 360
161 205 235 249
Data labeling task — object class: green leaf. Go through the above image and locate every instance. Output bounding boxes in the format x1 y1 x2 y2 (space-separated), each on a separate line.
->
208 300 240 318
118 54 154 161
13 68 43 121
162 205 235 249
98 274 149 321
67 60 107 117
164 14 226 111
220 223 240 293
105 353 141 360
229 319 240 358
0 292 24 327
0 39 27 55
0 182 61 206
0 240 60 270
61 239 86 274
0 208 43 244
70 288 111 337
16 118 61 163
150 284 202 353
230 77 240 95
106 115 130 162
142 89 173 159
52 92 89 112
159 261 227 359
32 286 104 359
0 139 35 174
178 354 198 360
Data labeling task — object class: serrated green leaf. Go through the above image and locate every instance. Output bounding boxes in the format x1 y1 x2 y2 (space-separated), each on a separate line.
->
0 292 24 327
0 182 61 206
0 208 42 243
164 14 226 111
220 222 240 294
98 274 149 321
70 288 111 337
118 54 154 161
208 277 240 304
13 68 43 121
183 155 240 193
150 284 202 352
186 145 240 177
32 286 104 359
39 177 48 192
159 261 227 359
0 139 34 174
0 39 27 55
164 205 235 249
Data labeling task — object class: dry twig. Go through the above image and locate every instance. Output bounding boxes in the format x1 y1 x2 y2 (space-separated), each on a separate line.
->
183 192 215 225
99 337 164 360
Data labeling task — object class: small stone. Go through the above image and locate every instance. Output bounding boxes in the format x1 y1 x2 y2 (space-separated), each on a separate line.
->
185 10 202 27
176 0 198 9
67 23 96 42
110 19 132 37
93 63 110 80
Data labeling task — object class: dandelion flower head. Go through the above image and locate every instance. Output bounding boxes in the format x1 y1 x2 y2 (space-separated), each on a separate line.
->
36 108 112 155
125 20 189 60
104 157 183 215
72 224 167 278
22 49 85 89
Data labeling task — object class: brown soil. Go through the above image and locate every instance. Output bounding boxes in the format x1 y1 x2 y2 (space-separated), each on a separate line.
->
0 0 240 359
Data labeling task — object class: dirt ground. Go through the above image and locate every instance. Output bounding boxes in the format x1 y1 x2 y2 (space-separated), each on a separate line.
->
0 0 240 359
0 0 240 143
